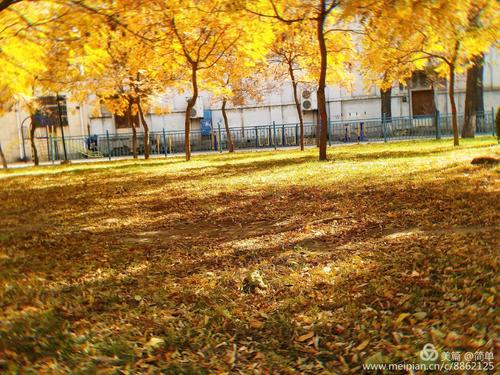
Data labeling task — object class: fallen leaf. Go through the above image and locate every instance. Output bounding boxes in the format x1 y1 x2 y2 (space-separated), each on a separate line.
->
249 319 263 329
144 337 165 353
413 311 427 320
354 339 370 351
296 332 314 342
396 313 410 324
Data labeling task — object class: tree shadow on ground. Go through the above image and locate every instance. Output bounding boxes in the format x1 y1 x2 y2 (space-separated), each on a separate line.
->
0 145 498 373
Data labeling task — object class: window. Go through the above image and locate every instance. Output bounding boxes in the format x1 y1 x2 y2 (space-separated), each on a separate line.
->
411 71 430 89
32 96 68 127
115 114 131 128
100 104 112 118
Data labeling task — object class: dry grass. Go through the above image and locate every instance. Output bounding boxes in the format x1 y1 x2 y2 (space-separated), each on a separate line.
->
0 138 498 373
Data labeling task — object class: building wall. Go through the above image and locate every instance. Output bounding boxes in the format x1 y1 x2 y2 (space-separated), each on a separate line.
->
1 48 499 163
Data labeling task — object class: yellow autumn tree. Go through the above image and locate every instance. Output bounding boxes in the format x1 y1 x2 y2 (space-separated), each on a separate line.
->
361 0 499 146
75 12 178 159
245 0 357 160
205 20 273 153
144 0 269 161
0 0 86 165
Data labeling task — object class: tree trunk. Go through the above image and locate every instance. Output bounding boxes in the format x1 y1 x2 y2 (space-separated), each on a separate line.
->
137 98 150 159
448 63 459 146
29 119 39 166
131 105 138 159
126 99 132 129
0 141 7 169
317 4 328 160
222 98 234 153
380 87 392 121
185 65 198 161
463 54 484 138
289 62 304 151
126 99 137 159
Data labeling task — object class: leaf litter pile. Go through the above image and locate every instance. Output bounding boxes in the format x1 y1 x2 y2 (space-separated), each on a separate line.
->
0 138 498 373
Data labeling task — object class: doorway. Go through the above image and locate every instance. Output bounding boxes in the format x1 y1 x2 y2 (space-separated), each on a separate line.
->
411 89 435 116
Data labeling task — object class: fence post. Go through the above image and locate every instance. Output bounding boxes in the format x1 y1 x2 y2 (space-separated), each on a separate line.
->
435 110 441 139
49 130 55 164
273 121 277 150
218 121 222 153
106 130 111 160
295 123 299 146
492 107 496 137
383 114 387 143
281 124 285 146
328 120 332 146
254 127 258 148
162 128 167 157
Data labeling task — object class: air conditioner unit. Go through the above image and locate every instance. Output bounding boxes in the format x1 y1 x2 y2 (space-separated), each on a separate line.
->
301 89 317 111
190 99 204 119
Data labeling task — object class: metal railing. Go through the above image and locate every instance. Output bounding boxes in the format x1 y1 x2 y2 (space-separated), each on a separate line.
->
32 110 496 162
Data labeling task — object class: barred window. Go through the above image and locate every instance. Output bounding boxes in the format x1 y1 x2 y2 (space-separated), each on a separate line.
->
32 96 68 127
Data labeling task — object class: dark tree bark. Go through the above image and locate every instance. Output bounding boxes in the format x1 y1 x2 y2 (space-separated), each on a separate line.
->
380 87 392 121
448 63 459 146
463 54 484 138
288 61 304 151
184 64 198 161
0 141 7 169
125 99 137 159
29 119 39 166
317 1 328 160
137 98 150 159
131 103 138 159
221 98 234 153
0 0 21 12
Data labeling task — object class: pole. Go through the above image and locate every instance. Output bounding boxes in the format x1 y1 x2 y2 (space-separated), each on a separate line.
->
56 94 68 162
255 127 258 148
106 130 111 160
45 125 50 161
218 121 222 153
435 110 441 139
492 107 495 137
383 114 387 143
49 127 54 164
0 141 6 169
20 116 31 161
295 123 299 146
21 123 26 161
273 121 277 150
162 128 167 157
328 120 331 146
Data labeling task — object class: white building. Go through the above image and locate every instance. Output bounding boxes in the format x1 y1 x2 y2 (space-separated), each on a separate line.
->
1 48 499 163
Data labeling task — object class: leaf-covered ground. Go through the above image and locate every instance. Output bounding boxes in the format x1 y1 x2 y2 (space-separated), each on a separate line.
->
0 138 498 374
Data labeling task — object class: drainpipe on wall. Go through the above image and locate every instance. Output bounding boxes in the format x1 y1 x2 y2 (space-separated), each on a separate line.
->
407 82 412 118
240 108 244 132
15 102 25 160
78 102 85 136
445 79 449 117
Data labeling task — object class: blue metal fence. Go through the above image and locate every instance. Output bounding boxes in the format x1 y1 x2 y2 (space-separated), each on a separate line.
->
33 110 496 162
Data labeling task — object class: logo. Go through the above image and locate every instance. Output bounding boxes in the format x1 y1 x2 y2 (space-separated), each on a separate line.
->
420 343 439 362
